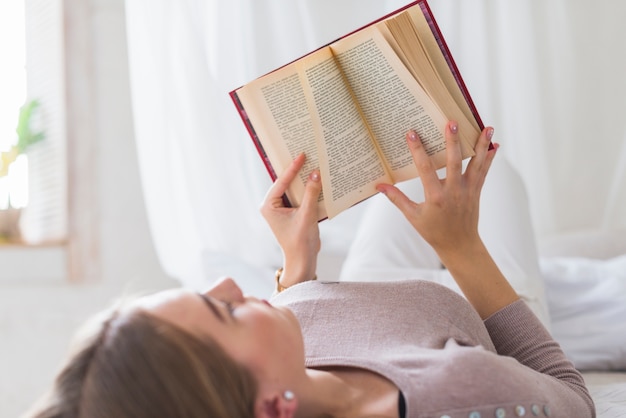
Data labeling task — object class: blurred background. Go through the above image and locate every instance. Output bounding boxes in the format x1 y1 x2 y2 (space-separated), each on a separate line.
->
1 1 625 416
0 1 175 416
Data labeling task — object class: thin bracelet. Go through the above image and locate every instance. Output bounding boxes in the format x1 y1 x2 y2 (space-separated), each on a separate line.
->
275 267 317 293
275 267 287 293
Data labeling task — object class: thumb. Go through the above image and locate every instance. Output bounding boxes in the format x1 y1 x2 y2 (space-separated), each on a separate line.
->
300 170 322 212
377 184 417 216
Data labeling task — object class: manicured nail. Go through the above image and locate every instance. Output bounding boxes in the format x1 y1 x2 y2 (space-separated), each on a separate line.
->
310 171 320 182
408 131 419 141
486 127 494 140
449 122 458 134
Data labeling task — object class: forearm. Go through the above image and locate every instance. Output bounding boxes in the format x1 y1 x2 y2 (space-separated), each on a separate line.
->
437 239 520 319
486 300 595 417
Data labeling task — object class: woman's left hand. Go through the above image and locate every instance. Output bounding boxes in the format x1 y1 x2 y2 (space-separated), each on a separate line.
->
260 153 322 289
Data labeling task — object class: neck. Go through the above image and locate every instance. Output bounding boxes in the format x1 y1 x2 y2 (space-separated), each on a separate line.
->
293 367 399 418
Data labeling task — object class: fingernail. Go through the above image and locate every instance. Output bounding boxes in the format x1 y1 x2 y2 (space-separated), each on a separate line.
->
450 122 458 134
486 127 494 140
408 131 419 141
310 171 320 182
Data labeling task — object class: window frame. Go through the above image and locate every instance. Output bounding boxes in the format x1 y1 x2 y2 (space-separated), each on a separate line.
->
63 0 100 282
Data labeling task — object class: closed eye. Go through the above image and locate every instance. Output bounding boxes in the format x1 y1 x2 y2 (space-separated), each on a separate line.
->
198 293 225 322
198 293 236 321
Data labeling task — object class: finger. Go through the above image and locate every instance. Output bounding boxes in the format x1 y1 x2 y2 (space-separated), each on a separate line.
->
475 142 498 192
445 121 463 185
406 130 440 193
377 183 419 218
465 127 494 181
299 170 322 215
264 153 306 203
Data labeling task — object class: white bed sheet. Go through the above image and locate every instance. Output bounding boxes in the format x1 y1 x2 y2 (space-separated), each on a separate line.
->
537 229 626 416
583 372 626 418
541 255 626 371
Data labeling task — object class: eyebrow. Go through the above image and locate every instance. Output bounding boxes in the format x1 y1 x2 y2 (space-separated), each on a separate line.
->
197 293 224 322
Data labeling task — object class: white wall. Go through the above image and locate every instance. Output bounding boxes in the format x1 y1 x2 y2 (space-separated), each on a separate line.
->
0 1 176 416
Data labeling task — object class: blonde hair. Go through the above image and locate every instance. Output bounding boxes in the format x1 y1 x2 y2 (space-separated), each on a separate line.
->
26 308 258 418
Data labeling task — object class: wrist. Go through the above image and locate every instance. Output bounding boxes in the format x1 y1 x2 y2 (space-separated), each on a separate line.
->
275 260 317 292
433 235 484 265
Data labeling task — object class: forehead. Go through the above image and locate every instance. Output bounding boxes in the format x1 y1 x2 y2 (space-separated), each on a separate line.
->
128 288 218 339
133 288 190 309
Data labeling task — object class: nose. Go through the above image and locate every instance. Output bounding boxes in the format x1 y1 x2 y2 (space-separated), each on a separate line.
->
203 276 244 303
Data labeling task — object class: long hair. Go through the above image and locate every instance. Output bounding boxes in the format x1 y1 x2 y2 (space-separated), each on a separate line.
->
26 307 258 418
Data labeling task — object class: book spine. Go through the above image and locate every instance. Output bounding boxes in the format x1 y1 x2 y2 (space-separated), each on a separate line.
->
229 90 294 208
229 90 279 182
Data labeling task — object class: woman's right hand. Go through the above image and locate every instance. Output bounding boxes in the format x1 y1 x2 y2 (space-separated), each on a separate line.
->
260 153 322 289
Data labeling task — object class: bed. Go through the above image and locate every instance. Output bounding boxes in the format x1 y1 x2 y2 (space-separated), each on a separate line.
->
538 231 626 417
584 372 626 418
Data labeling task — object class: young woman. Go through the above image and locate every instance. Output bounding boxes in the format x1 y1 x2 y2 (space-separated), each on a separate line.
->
27 123 594 418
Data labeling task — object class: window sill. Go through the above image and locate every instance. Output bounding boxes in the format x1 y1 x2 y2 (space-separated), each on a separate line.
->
0 244 67 283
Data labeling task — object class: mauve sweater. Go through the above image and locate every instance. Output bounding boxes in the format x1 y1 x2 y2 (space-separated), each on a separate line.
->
271 280 595 418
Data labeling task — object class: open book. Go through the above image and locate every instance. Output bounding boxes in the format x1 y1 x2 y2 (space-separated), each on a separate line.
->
230 0 483 220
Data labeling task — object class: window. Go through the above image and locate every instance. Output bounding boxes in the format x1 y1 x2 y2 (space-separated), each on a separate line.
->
1 0 97 282
0 0 67 245
22 0 68 245
0 2 28 212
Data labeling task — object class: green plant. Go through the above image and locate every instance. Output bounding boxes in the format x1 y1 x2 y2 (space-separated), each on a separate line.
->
0 99 45 177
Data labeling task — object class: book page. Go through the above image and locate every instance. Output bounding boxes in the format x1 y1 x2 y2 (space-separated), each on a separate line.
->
236 60 328 218
383 9 479 154
298 48 391 219
408 6 479 129
331 25 451 182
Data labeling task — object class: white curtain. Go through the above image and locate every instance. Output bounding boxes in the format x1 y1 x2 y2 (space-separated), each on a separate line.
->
428 1 626 237
125 0 626 290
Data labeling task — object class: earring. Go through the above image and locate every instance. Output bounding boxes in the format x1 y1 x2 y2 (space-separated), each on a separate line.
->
283 390 295 401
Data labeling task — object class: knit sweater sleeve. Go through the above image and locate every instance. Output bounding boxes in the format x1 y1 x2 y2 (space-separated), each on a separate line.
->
485 300 595 417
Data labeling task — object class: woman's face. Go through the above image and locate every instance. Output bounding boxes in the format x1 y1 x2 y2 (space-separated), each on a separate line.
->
131 277 306 389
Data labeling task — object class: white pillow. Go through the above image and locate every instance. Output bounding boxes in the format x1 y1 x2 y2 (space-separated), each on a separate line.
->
538 228 626 260
541 254 626 371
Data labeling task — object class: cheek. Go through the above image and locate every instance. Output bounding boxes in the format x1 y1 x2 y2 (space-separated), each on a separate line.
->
222 315 275 375
243 309 284 352
230 308 302 370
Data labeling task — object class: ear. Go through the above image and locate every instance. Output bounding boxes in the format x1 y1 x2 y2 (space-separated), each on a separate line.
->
255 391 298 418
